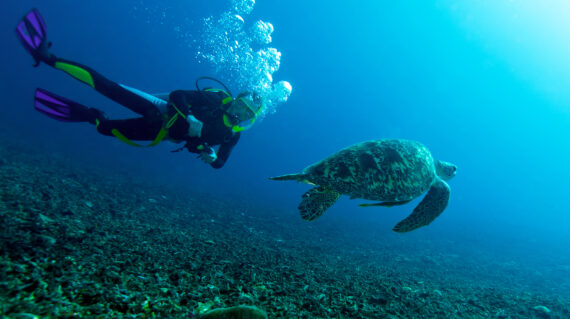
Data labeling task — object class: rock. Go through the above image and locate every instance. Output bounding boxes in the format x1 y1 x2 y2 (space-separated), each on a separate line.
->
369 295 388 306
532 305 551 318
199 305 268 319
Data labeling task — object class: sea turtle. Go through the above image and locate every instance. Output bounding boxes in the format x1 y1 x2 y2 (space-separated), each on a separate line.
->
269 139 457 233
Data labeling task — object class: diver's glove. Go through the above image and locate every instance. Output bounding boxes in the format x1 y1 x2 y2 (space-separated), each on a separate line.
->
198 146 217 164
186 115 203 138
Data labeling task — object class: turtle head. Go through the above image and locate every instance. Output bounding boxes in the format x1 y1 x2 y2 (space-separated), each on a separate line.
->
435 160 457 181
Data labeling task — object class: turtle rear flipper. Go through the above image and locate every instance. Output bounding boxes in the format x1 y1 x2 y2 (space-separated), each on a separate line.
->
299 187 341 221
359 199 413 207
393 178 450 233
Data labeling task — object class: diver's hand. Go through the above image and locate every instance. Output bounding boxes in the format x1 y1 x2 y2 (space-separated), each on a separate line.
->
198 147 217 164
186 115 203 138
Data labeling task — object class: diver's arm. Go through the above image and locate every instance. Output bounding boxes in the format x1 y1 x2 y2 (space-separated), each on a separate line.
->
210 133 241 169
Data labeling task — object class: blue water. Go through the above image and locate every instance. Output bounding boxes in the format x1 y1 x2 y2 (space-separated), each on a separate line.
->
2 0 570 302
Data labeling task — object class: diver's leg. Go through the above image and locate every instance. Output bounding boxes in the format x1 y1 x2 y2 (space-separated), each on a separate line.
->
95 118 162 141
17 10 163 122
34 88 110 124
47 57 161 119
34 88 161 140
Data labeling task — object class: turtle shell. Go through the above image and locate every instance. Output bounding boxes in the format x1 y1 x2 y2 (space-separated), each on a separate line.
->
303 139 436 201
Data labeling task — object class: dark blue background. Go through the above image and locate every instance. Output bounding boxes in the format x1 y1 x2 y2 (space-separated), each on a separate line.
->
2 0 569 287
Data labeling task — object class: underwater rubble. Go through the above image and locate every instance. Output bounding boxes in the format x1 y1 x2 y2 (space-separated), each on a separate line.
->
0 139 569 318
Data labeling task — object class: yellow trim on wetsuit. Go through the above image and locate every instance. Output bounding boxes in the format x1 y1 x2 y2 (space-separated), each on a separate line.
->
54 62 95 88
110 102 187 147
222 96 233 105
111 127 168 147
169 103 187 122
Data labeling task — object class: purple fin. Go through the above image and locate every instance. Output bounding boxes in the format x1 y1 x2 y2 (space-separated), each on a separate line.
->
35 89 73 122
34 88 90 122
16 9 48 66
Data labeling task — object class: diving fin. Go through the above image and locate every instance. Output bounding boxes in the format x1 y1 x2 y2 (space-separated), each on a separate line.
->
34 88 99 123
15 8 54 67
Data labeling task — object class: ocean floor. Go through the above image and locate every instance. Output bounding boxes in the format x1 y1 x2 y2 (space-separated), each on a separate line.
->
0 138 569 319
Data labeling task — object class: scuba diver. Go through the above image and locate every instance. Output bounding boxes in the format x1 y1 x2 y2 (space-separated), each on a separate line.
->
15 9 262 169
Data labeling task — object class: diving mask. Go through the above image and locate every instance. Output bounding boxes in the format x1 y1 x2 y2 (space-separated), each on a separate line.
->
223 92 263 132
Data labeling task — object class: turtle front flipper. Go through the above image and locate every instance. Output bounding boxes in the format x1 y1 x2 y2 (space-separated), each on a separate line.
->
393 178 450 233
299 186 341 221
269 173 314 185
269 173 304 181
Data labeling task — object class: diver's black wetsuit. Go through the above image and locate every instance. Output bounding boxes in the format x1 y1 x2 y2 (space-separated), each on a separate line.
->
47 58 240 169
